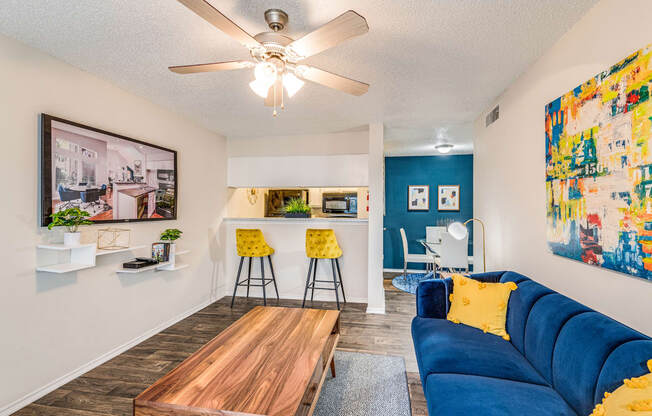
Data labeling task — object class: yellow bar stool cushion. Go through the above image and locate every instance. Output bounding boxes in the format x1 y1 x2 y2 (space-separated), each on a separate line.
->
306 229 342 259
236 229 274 257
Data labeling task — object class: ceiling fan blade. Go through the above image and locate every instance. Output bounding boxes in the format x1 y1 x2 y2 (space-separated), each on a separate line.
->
287 10 368 59
264 78 283 107
177 0 260 49
169 60 253 74
299 66 369 96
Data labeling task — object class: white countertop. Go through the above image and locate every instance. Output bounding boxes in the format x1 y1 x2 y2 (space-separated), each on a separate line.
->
224 217 368 223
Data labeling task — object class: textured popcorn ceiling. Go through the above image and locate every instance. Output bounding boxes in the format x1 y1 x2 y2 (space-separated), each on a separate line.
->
0 0 597 153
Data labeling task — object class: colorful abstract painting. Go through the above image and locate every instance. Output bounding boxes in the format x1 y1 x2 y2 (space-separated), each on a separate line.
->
546 44 652 280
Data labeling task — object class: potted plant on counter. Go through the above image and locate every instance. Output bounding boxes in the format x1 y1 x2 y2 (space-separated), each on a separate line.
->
48 208 93 246
284 197 312 218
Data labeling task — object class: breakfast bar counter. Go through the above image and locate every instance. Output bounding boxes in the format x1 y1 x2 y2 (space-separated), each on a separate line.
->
223 217 369 304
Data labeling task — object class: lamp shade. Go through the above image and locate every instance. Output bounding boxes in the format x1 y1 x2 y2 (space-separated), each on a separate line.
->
448 221 468 240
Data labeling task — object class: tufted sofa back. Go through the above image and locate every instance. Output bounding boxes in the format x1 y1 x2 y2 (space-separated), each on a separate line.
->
495 271 652 415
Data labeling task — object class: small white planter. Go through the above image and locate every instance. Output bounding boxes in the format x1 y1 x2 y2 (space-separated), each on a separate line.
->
63 232 81 246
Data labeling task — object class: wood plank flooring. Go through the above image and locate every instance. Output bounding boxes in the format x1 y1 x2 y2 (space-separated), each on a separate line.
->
12 272 428 416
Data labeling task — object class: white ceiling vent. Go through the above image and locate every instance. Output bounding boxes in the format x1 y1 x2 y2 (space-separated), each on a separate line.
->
485 105 499 127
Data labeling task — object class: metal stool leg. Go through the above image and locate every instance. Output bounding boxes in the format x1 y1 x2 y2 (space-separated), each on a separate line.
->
302 258 314 308
335 258 346 304
311 258 318 303
230 257 245 308
246 257 252 298
330 259 341 310
260 257 267 306
268 255 280 300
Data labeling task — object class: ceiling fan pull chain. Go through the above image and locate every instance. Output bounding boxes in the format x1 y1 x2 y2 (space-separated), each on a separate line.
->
281 83 285 110
273 81 278 117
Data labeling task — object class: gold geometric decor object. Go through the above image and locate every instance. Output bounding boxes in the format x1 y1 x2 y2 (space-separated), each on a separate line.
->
97 228 131 250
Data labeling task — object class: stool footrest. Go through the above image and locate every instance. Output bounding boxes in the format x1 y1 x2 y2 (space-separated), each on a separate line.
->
236 278 274 287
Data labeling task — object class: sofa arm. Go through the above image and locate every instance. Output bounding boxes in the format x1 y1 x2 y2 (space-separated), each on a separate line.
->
416 278 453 319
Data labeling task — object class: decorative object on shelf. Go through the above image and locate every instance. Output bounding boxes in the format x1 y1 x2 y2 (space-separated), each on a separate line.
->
408 185 429 211
437 185 459 211
160 228 182 241
123 257 159 269
152 242 171 262
448 218 485 272
47 207 92 246
247 188 258 205
546 43 652 281
284 197 312 218
168 3 369 116
97 227 131 250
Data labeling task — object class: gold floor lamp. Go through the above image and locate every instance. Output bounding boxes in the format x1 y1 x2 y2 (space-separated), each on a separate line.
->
447 218 486 272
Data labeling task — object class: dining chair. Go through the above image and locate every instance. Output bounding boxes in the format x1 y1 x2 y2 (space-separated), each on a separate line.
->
400 228 435 275
435 232 469 272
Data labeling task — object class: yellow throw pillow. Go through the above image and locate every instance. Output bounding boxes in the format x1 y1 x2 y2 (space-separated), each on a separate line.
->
446 273 517 341
590 359 652 415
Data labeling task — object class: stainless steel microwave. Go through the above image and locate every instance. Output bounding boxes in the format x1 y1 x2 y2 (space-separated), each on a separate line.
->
322 192 357 216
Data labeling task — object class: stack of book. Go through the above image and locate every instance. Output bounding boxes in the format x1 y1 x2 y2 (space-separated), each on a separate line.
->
152 242 172 262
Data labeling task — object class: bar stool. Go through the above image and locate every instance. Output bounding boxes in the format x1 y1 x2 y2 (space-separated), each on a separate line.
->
231 229 279 308
302 229 346 310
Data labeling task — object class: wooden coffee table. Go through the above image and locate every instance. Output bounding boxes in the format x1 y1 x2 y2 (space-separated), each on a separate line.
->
134 306 340 416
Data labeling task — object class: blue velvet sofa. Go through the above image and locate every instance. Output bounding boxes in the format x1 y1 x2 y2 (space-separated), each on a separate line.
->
412 271 652 415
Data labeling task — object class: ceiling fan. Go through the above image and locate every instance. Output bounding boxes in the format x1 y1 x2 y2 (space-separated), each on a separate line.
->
169 0 370 116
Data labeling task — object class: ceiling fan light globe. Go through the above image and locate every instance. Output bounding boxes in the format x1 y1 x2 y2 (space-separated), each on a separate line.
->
283 73 304 97
249 79 271 98
254 62 277 83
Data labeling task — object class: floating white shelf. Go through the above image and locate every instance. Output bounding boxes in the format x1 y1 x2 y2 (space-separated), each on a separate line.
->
36 263 95 274
37 243 96 251
96 245 147 256
157 263 189 271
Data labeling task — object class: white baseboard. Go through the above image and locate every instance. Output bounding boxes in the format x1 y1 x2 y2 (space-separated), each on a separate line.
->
383 268 424 274
0 298 213 416
366 306 386 314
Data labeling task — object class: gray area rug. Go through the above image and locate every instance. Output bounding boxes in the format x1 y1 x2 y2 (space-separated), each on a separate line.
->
314 350 411 416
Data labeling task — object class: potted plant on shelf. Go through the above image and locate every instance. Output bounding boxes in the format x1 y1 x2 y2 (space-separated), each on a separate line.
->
284 197 312 218
48 208 93 246
160 228 182 242
159 229 182 262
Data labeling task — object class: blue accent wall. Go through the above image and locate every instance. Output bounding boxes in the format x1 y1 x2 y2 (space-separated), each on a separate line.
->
383 155 474 270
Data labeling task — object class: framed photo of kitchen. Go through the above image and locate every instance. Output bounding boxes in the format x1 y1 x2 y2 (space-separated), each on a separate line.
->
407 185 429 211
438 185 460 211
40 114 178 227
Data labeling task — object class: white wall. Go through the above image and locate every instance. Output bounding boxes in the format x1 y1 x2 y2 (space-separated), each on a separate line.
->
473 0 652 336
367 123 386 314
0 34 227 413
227 131 369 157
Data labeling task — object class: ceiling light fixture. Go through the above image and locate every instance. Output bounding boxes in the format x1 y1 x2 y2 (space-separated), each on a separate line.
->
282 72 304 98
435 143 454 154
168 3 370 117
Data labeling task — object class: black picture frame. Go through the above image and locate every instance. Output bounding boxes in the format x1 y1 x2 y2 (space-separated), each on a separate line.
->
40 114 178 227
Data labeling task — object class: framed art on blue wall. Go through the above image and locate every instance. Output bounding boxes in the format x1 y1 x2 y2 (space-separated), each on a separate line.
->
438 185 460 211
408 185 429 211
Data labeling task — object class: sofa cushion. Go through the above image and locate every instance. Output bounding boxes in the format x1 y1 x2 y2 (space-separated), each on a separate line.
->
552 312 650 415
594 339 652 406
424 373 577 416
523 293 591 383
446 274 517 340
500 277 555 354
412 316 547 386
